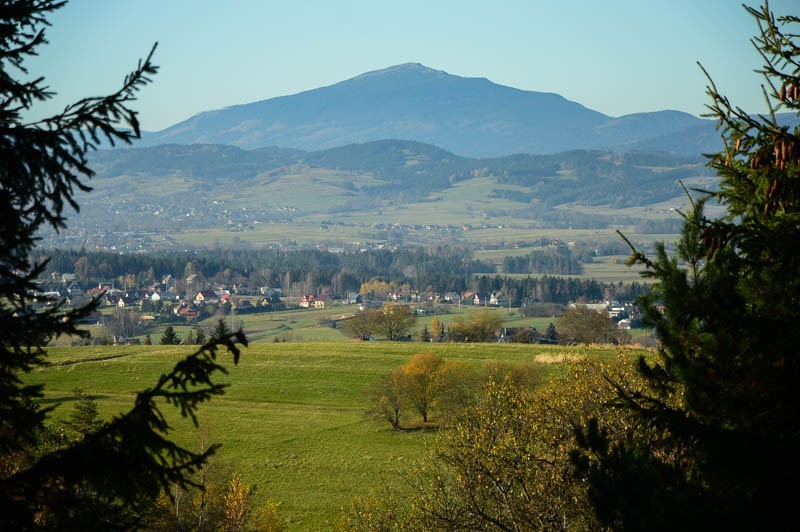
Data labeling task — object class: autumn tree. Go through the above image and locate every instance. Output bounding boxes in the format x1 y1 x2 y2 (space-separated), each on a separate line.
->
447 309 503 342
558 304 621 345
340 308 378 340
346 357 663 530
373 303 417 341
508 326 539 343
0 2 246 527
223 472 251 531
144 465 281 532
358 278 396 301
367 366 407 430
403 352 444 423
369 353 480 429
575 3 800 529
430 316 444 341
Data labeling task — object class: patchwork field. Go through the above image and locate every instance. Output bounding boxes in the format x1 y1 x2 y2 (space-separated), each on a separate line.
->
31 342 636 529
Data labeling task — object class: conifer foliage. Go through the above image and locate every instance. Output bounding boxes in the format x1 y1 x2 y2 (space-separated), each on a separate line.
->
0 1 246 528
575 3 800 529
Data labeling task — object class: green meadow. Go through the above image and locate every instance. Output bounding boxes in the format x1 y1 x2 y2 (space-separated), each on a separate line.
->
31 342 633 529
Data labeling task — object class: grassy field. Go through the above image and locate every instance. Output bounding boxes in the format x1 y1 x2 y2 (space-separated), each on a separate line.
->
97 305 560 346
133 169 689 249
30 342 634 529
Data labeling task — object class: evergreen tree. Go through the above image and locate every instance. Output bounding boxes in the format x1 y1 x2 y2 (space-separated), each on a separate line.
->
67 388 103 439
575 3 800 529
195 327 207 345
0 3 247 528
160 325 181 345
418 324 431 342
212 318 232 340
544 322 558 343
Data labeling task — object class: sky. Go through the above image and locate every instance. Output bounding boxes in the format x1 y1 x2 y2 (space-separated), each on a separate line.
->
24 0 796 132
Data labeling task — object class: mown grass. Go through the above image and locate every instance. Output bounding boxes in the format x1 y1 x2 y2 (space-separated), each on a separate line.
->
31 342 633 529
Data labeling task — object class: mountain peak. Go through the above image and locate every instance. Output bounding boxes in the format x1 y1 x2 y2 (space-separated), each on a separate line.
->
349 62 449 81
146 64 709 157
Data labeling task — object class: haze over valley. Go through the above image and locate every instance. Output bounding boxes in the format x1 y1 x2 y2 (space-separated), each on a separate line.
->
53 64 733 253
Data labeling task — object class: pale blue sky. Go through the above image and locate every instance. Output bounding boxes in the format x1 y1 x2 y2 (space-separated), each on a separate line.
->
26 0 795 132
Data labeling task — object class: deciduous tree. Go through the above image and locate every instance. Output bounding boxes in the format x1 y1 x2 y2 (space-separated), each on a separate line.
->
340 308 378 340
373 303 416 341
447 309 503 342
558 304 620 345
347 357 659 530
368 353 482 429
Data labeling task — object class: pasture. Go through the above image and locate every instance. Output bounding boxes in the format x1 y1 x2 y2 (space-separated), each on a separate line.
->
31 342 631 529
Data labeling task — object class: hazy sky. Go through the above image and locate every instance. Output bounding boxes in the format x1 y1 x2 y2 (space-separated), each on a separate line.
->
25 0 795 132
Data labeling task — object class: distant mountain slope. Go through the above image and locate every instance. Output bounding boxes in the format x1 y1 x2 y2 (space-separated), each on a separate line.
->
89 139 707 208
141 63 710 157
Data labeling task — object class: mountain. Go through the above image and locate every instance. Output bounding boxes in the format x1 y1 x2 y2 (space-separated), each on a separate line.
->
141 63 709 157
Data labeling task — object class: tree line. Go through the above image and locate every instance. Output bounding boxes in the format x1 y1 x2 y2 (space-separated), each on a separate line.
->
39 247 648 304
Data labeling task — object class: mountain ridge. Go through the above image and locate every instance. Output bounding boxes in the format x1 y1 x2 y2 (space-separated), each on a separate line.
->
140 63 713 157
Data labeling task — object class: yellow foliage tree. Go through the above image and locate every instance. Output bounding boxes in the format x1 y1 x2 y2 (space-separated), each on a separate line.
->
223 472 251 532
358 278 396 300
346 355 680 529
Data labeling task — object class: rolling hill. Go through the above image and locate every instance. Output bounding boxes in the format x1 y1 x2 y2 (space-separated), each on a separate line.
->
74 140 713 245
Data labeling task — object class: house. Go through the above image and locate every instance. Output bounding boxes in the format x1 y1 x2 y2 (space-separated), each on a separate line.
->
117 296 138 308
442 292 460 304
174 301 199 319
151 290 180 303
345 291 362 305
489 292 506 307
178 306 199 319
103 294 121 307
607 300 626 319
314 295 329 309
298 294 315 308
471 293 489 305
194 290 219 305
259 294 283 309
260 287 282 297
234 299 254 312
161 290 180 302
124 290 147 302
